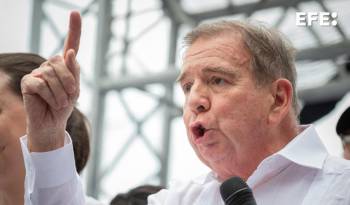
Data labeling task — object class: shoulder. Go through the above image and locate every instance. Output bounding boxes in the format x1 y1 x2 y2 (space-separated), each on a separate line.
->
304 156 350 204
319 156 350 194
324 155 350 175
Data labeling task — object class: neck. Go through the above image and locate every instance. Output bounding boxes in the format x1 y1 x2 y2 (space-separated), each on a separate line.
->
215 114 299 182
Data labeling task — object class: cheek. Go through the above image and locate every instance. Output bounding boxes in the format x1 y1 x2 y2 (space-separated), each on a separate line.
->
12 106 27 136
214 94 267 140
214 94 252 122
0 114 27 146
0 121 25 180
7 122 26 143
0 122 12 148
13 116 27 137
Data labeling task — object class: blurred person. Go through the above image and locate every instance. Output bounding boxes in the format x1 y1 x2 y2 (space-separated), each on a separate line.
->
336 107 350 159
67 106 90 174
110 185 163 205
20 14 350 205
0 53 91 204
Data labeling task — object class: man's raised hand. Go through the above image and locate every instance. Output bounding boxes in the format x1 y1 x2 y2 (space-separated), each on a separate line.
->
21 11 82 152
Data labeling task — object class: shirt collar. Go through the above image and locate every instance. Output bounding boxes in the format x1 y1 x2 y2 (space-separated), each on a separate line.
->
192 171 218 185
276 124 328 169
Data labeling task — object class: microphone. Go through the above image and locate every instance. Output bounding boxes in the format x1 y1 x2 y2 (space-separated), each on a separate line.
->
220 176 257 205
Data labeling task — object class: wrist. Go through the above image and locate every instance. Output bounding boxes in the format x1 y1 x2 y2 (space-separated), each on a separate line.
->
27 128 66 152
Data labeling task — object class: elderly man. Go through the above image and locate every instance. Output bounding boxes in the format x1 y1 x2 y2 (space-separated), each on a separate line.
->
21 13 350 205
337 107 350 160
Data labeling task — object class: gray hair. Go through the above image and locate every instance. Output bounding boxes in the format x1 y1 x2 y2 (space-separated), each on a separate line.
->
183 20 299 115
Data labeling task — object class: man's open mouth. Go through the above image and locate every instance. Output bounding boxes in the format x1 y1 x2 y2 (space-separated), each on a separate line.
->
191 122 207 139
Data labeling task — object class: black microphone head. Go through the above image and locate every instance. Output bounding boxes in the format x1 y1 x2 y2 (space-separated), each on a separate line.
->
220 176 257 205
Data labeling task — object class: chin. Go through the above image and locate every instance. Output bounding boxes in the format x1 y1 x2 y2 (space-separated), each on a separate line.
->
200 151 230 166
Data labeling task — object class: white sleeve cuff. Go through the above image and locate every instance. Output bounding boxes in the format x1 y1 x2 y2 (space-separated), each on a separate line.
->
20 132 77 188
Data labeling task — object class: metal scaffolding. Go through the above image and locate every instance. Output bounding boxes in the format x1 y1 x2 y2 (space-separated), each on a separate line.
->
30 0 350 199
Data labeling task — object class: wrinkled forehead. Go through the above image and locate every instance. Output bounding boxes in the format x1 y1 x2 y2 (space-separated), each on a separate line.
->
185 31 246 54
178 34 251 81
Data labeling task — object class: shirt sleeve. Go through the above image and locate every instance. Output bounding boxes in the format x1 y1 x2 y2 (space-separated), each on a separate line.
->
20 133 85 205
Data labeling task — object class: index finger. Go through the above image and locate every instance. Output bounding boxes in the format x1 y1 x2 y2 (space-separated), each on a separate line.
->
63 11 81 58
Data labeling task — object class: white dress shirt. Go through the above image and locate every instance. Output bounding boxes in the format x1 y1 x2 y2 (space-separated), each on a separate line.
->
21 125 350 205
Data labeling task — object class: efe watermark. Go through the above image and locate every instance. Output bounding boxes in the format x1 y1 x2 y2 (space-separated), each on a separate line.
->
296 12 338 26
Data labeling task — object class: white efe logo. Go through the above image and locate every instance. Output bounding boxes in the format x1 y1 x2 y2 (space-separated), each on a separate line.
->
296 12 338 26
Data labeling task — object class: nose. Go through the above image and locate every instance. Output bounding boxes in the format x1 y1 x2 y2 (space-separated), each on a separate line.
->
187 83 210 114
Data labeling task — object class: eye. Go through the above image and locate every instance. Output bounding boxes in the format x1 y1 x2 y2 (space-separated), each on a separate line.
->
182 82 193 93
210 76 226 86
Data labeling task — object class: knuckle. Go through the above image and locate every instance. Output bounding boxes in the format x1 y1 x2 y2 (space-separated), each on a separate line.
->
37 78 47 90
62 73 74 84
21 74 29 84
49 55 61 63
42 66 56 78
31 69 43 78
31 68 40 74
20 75 30 92
40 61 49 67
58 91 68 100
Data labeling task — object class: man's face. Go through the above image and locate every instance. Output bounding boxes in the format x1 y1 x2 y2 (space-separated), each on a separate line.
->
180 34 274 178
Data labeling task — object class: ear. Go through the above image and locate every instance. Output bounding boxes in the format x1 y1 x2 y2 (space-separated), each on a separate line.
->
268 78 293 124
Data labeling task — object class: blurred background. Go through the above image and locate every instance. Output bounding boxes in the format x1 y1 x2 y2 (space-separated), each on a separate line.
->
1 0 349 202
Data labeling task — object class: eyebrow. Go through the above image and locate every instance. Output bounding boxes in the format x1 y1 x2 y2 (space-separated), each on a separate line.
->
177 66 238 83
176 70 188 83
202 67 238 78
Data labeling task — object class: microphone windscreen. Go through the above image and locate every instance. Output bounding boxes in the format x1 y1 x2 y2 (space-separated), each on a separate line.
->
220 176 257 205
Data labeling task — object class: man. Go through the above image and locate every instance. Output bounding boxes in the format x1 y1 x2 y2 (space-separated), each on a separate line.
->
336 107 350 159
21 15 350 204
